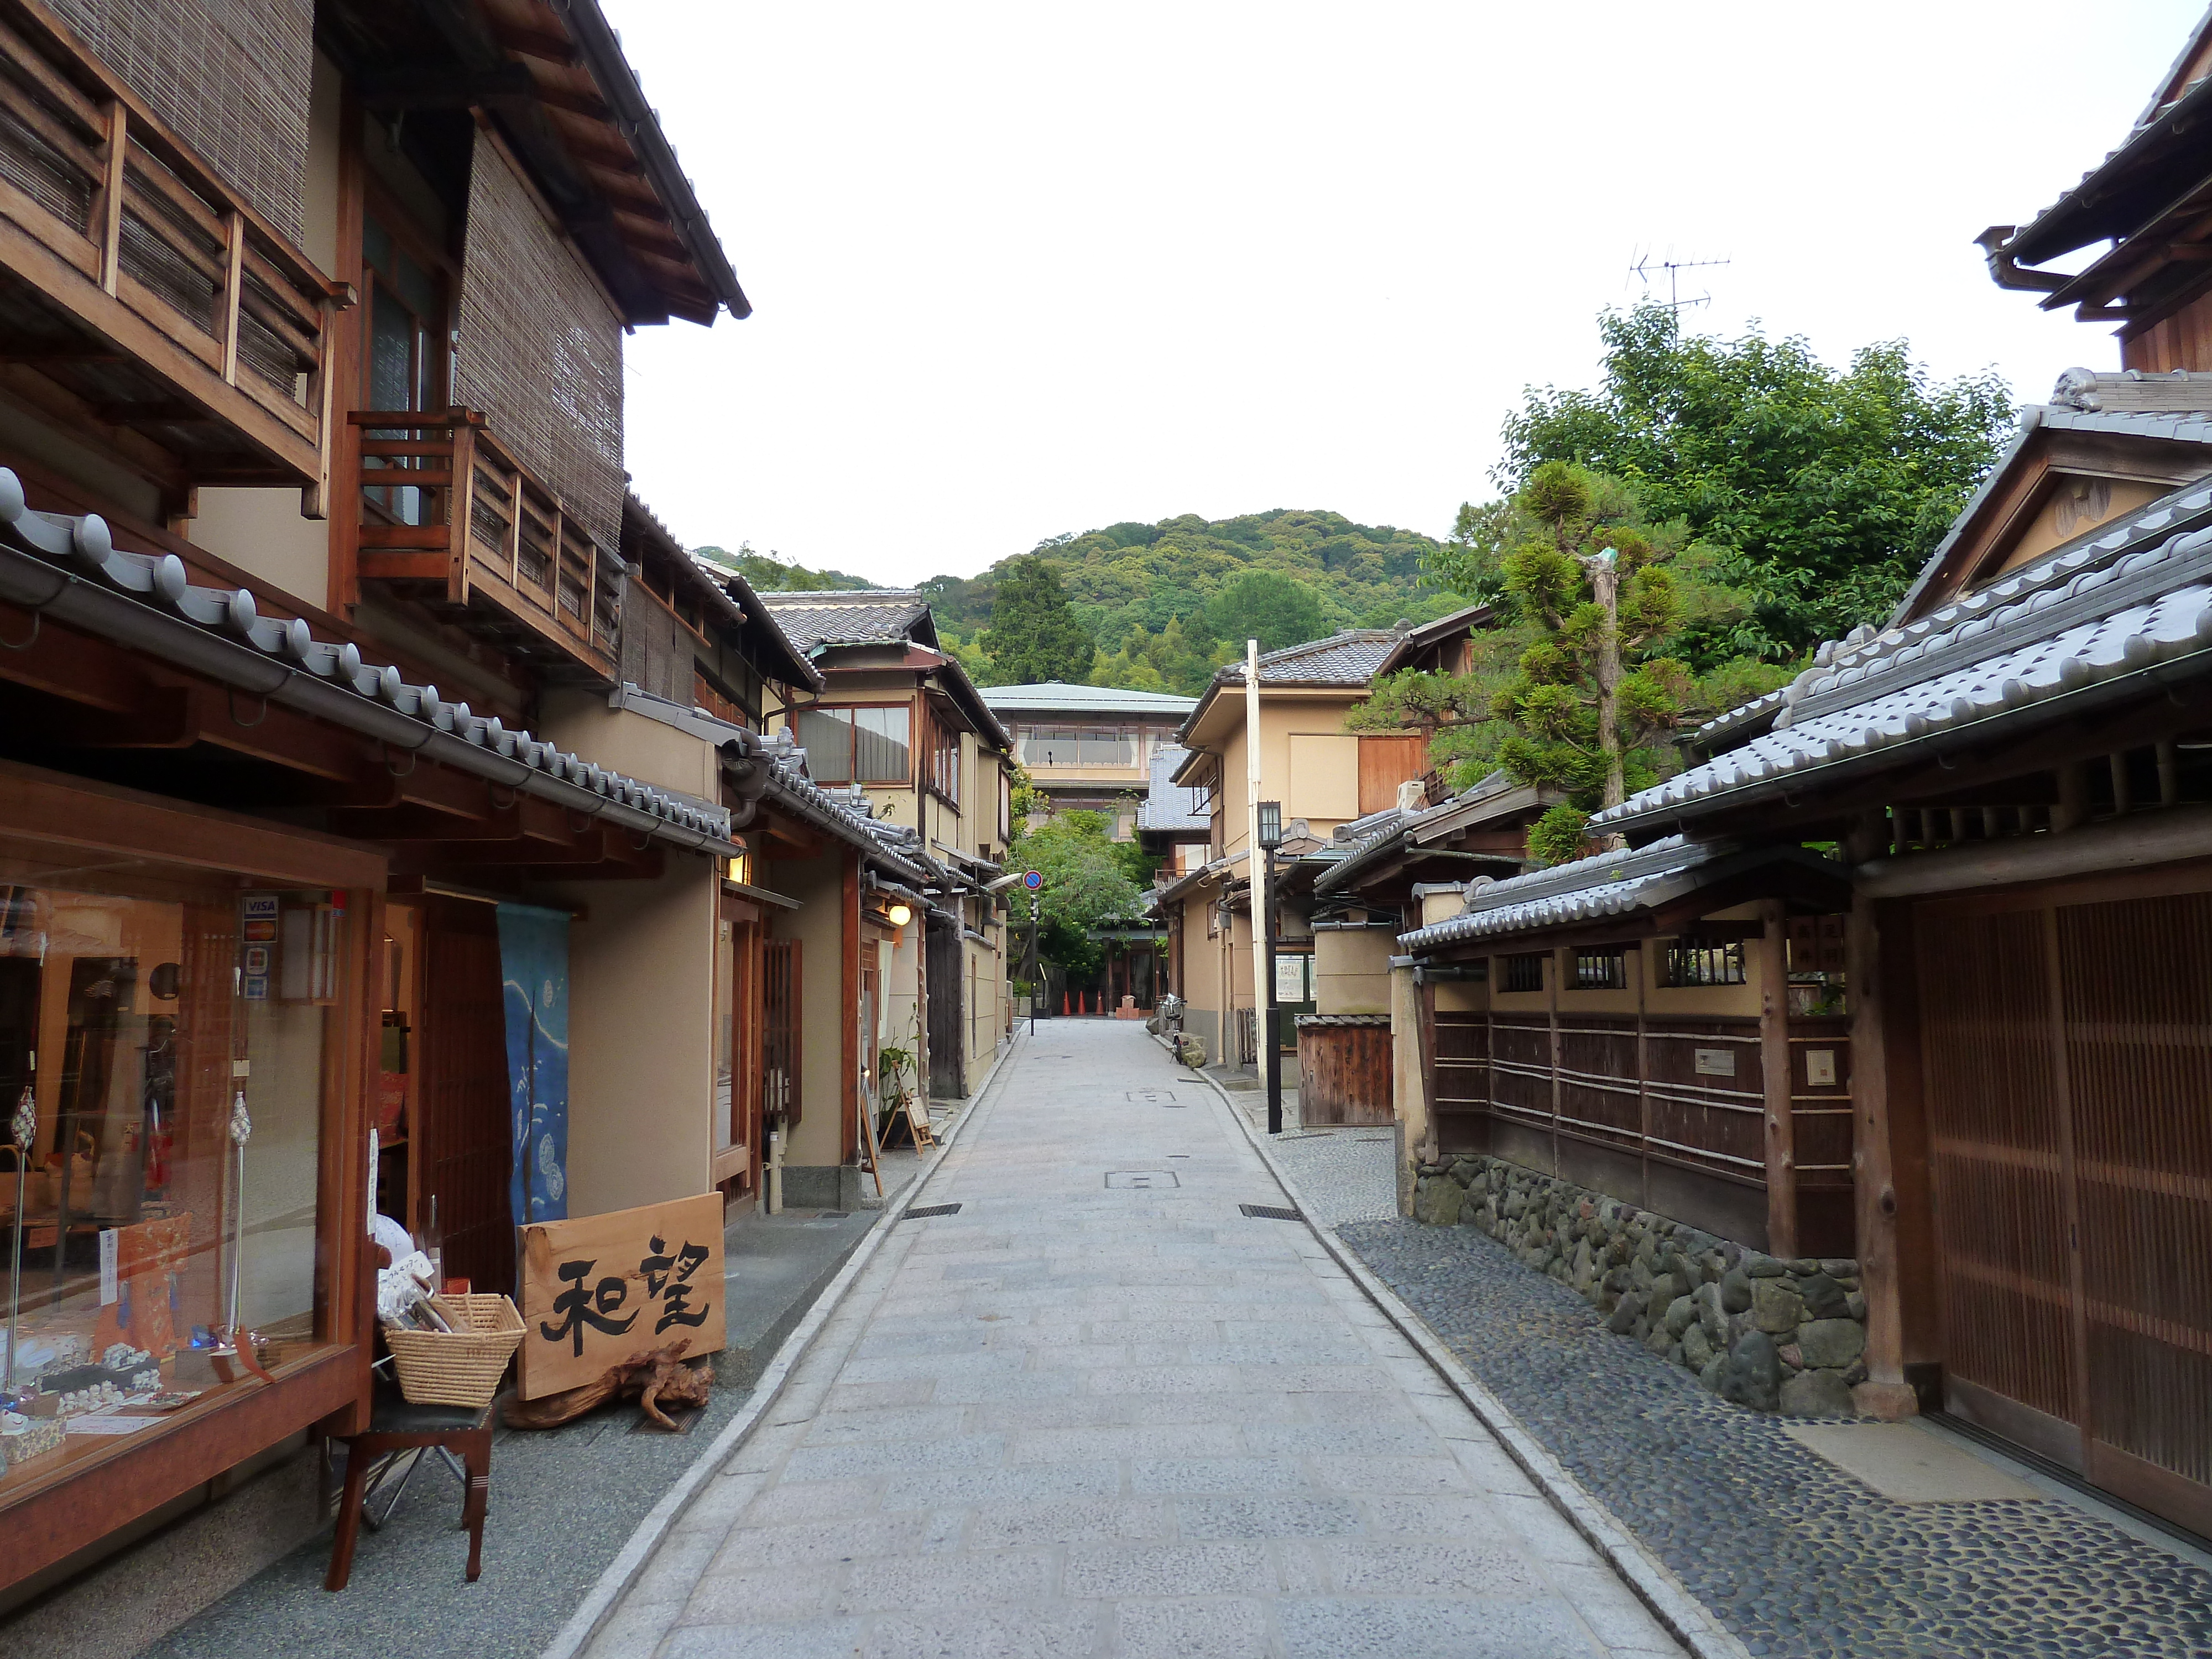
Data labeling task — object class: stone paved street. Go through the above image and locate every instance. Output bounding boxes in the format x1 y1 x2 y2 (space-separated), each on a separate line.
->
583 1022 1683 1658
1327 1220 2212 1659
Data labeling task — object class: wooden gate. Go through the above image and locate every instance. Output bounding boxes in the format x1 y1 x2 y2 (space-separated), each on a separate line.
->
927 918 964 1098
1297 1018 1392 1126
762 938 800 1125
418 902 513 1297
1917 889 2212 1535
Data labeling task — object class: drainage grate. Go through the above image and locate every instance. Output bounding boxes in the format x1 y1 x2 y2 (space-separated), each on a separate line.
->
905 1203 963 1220
1239 1203 1302 1222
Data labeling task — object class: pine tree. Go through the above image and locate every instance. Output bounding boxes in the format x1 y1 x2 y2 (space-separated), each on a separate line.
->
983 557 1094 684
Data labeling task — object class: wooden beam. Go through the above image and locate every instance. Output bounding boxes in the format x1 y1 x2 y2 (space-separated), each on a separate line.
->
491 25 580 65
328 796 573 845
1757 900 1796 1259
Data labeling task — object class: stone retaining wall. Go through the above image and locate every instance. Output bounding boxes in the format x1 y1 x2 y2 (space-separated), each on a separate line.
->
1412 1155 1874 1418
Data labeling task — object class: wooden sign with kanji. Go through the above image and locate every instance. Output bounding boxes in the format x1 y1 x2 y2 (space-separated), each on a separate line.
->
516 1192 726 1400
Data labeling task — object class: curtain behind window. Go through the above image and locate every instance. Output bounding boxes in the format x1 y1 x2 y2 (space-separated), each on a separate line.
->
796 707 854 782
854 708 911 783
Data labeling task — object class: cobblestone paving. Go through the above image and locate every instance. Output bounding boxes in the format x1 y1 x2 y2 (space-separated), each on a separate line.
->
583 1026 1684 1658
1253 1127 1399 1232
1335 1216 2212 1659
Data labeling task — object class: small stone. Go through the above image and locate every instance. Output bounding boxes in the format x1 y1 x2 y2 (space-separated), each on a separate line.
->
1699 1353 1728 1395
1448 1162 1477 1189
1646 1271 1683 1311
1743 1253 1788 1279
1844 1359 1869 1386
1846 1291 1867 1322
1751 1277 1806 1334
1719 1266 1752 1314
1602 1265 1634 1293
1682 1322 1714 1372
1819 1258 1858 1279
1662 1294 1697 1339
1413 1178 1464 1228
1780 1369 1855 1417
1788 1258 1820 1275
1645 1324 1673 1357
1798 1272 1849 1318
1778 1344 1804 1369
1796 1318 1866 1369
1693 1282 1728 1346
1606 1293 1646 1336
1723 1331 1781 1411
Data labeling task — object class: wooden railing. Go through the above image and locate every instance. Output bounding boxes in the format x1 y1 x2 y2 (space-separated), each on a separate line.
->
0 1 340 484
349 410 619 681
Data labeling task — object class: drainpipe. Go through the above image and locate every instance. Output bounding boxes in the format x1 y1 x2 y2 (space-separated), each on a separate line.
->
765 1126 782 1214
1975 225 2068 294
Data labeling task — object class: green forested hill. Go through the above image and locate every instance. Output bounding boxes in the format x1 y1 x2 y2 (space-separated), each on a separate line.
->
693 545 882 593
687 513 1468 694
920 510 1465 691
920 510 1450 639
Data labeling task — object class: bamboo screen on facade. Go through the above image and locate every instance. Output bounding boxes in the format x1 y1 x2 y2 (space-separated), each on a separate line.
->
46 0 312 246
454 130 624 561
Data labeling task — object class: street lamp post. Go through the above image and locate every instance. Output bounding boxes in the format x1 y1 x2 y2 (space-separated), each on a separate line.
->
1256 800 1284 1136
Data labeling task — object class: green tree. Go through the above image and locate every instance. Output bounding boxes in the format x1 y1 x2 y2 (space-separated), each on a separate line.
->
1488 304 2013 661
693 542 878 592
1203 570 1328 653
1004 810 1143 982
1361 465 1790 857
982 557 1094 684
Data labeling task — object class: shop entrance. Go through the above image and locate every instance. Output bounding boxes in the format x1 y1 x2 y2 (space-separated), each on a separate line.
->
1916 885 2212 1536
413 899 514 1298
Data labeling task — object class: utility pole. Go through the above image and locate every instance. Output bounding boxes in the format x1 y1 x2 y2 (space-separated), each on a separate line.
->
1243 639 1268 1088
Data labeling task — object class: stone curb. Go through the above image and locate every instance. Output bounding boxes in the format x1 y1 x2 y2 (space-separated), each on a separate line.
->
1180 1053 1753 1659
535 1030 1026 1659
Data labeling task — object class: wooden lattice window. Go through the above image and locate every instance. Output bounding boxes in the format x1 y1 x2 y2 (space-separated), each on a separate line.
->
1662 937 1746 987
1501 952 1546 993
1573 947 1626 989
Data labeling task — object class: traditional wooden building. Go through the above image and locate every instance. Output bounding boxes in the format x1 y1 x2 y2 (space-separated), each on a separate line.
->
1151 606 1489 1068
754 591 1016 1132
0 0 776 1637
978 681 1197 839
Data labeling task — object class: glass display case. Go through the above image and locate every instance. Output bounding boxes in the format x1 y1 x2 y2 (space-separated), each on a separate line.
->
0 831 345 1493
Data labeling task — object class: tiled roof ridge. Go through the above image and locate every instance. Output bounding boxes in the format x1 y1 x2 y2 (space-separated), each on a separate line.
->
757 589 920 603
0 472 734 848
1458 834 1720 915
1395 836 1768 953
1593 479 2212 832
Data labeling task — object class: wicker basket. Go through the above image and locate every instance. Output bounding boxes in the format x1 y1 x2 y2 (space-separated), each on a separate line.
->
385 1294 525 1409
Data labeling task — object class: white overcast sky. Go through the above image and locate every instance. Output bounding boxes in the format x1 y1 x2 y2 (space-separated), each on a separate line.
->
607 2 2205 587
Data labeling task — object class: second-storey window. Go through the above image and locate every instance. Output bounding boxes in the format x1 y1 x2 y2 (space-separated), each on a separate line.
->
796 706 911 784
929 723 961 806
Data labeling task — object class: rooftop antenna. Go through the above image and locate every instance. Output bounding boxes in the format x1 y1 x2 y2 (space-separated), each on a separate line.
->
1626 248 1731 320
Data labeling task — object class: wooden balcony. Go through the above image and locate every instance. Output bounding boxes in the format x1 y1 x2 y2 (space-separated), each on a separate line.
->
0 0 341 497
349 410 620 684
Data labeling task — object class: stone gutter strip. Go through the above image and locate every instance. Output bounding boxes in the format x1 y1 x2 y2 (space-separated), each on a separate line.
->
535 1032 1025 1659
1178 1055 1752 1659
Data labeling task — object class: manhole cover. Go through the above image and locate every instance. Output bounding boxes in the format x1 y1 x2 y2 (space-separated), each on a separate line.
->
905 1203 963 1220
1239 1203 1302 1222
1125 1089 1180 1103
1104 1170 1180 1189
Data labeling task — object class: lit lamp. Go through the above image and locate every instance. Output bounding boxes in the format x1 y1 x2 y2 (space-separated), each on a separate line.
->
1256 800 1284 1134
887 902 913 928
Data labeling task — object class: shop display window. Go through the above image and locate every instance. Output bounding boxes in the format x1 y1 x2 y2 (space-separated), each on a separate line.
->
0 833 347 1496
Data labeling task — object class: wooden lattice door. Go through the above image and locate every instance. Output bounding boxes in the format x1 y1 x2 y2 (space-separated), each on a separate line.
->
1917 891 2212 1535
762 938 800 1125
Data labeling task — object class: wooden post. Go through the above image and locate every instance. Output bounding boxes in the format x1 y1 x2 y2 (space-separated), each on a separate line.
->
1845 896 1921 1420
1758 900 1797 1259
1635 940 1651 1211
447 420 476 602
841 852 861 1165
97 101 126 296
1546 947 1561 1177
218 209 244 385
